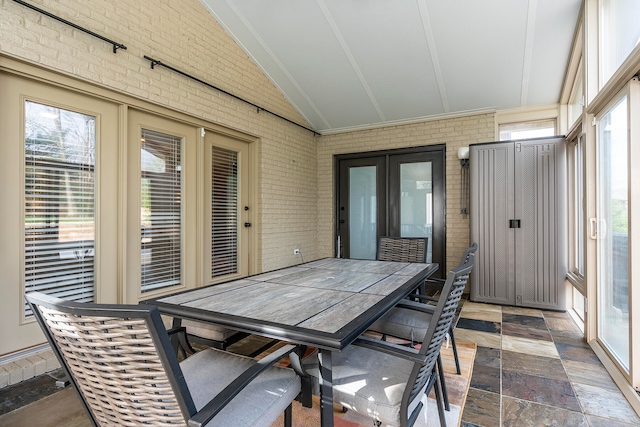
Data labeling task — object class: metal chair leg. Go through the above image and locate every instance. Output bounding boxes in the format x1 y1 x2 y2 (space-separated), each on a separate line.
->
450 325 461 375
437 354 450 411
433 370 447 427
284 403 293 427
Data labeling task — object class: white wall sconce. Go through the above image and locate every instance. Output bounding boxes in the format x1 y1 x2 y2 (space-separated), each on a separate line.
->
458 146 470 167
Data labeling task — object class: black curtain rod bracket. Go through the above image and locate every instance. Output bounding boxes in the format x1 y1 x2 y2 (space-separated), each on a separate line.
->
143 55 319 136
11 0 127 53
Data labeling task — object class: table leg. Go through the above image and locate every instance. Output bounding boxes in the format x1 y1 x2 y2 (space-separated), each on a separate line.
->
318 349 334 427
170 317 182 354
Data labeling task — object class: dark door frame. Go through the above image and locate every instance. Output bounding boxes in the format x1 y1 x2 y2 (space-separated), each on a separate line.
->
334 144 446 276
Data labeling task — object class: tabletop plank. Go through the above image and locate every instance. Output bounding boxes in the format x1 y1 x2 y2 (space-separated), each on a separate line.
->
360 274 414 296
316 259 410 275
268 268 388 292
250 266 312 282
298 293 385 333
183 282 354 326
158 279 258 304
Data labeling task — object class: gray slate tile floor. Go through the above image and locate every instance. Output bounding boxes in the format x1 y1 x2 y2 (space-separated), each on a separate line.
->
458 302 640 427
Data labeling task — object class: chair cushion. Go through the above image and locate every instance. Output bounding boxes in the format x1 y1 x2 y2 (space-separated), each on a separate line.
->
304 346 423 426
369 300 435 342
181 348 301 427
182 319 239 341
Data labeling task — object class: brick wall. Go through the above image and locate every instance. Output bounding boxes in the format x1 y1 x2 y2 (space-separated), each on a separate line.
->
0 0 318 272
317 113 496 273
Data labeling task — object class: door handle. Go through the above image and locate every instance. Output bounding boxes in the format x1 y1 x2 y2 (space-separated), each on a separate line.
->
244 222 251 228
589 218 597 240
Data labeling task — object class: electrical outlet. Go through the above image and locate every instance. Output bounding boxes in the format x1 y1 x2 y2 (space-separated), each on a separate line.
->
293 249 300 255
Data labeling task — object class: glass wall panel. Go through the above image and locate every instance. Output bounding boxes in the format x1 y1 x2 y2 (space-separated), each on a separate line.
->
211 146 239 278
399 162 433 262
600 0 640 87
499 120 556 141
140 129 182 293
597 95 629 371
574 135 585 276
24 101 95 315
349 166 377 260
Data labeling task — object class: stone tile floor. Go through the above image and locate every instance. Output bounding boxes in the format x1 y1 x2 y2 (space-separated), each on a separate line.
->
458 302 640 427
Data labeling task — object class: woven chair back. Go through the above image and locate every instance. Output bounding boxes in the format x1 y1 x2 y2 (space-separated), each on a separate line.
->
26 292 194 426
376 237 428 263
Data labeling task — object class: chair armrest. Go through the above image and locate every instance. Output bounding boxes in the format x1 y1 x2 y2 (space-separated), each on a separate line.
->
396 301 436 314
188 344 297 427
352 336 427 365
167 326 196 357
413 294 439 304
287 345 310 379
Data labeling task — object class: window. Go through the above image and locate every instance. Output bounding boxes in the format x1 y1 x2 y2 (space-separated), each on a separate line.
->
570 135 586 278
499 120 556 141
567 130 586 333
140 129 182 293
24 101 95 314
600 0 640 87
211 146 239 278
568 61 585 127
596 94 629 371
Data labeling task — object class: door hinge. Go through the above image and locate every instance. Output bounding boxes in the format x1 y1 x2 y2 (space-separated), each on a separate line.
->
516 295 522 305
592 117 597 127
516 143 522 152
201 128 206 137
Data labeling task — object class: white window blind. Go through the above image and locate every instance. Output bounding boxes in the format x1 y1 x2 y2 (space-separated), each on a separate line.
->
211 146 238 278
140 129 182 292
24 101 96 316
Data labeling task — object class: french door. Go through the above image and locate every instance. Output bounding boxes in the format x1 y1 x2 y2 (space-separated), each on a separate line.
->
203 131 251 285
593 79 640 391
336 147 445 274
0 72 119 354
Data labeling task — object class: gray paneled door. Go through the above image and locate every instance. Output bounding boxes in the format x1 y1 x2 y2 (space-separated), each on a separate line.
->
470 142 516 305
470 137 566 310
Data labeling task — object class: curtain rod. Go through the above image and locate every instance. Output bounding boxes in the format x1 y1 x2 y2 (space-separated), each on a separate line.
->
143 55 319 136
11 0 127 54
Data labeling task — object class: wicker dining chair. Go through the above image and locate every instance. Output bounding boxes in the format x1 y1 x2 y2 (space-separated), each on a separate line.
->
376 236 429 297
25 292 303 427
376 236 428 263
305 260 474 427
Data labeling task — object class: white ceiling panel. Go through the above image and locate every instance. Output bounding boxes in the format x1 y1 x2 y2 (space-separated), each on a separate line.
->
229 0 384 128
526 0 582 106
199 0 582 133
323 1 445 121
426 0 529 112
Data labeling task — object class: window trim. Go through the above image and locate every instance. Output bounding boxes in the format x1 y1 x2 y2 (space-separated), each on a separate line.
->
566 126 586 293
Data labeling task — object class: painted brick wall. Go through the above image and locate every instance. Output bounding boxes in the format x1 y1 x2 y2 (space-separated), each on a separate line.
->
317 113 496 273
0 0 318 272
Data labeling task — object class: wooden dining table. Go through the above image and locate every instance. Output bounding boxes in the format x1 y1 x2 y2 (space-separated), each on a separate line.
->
143 257 438 427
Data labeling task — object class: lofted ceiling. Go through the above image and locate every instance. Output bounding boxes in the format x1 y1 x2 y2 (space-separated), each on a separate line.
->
199 0 582 134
